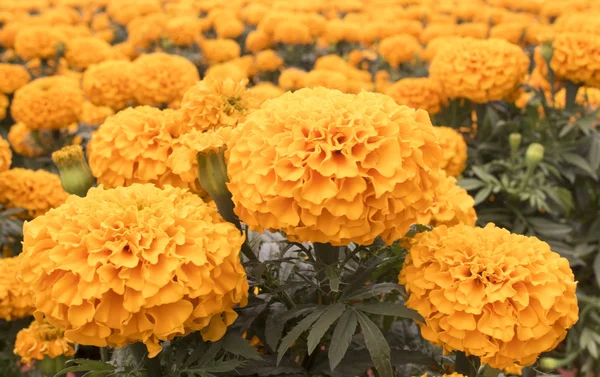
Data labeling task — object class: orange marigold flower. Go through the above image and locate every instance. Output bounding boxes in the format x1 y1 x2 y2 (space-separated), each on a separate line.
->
279 68 307 91
273 20 313 45
490 22 527 45
304 69 348 92
551 32 600 87
132 52 199 106
378 34 422 68
202 39 241 64
0 93 7 121
433 126 468 177
227 87 442 245
79 101 115 127
11 76 84 130
240 3 269 26
215 19 246 39
0 255 34 320
82 60 136 111
14 26 65 60
248 82 285 106
430 38 529 103
245 30 273 53
421 23 457 44
386 78 446 115
64 36 118 70
0 168 68 218
314 54 371 83
456 22 489 39
205 63 248 82
7 122 45 158
14 318 75 366
163 15 202 46
0 135 11 172
107 0 161 26
255 49 284 72
399 223 579 369
0 63 30 94
19 184 249 357
422 36 463 62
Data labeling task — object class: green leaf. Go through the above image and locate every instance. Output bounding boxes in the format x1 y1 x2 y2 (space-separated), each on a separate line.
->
588 135 600 171
563 153 598 180
473 186 492 206
307 303 346 355
343 283 402 301
355 310 393 377
324 265 340 292
202 359 246 373
471 166 499 184
457 178 485 191
54 359 115 377
353 302 423 322
197 341 223 366
265 305 315 350
328 309 358 371
277 307 326 365
594 252 600 289
527 217 572 239
223 333 262 361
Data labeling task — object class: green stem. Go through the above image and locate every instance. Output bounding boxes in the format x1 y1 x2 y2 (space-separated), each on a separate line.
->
127 342 161 377
565 81 581 111
313 242 341 300
100 347 109 362
517 164 535 191
455 351 480 377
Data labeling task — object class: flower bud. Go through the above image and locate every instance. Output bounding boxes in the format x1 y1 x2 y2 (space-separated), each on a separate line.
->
525 143 544 168
38 355 70 376
51 145 94 197
541 43 553 64
509 133 521 156
538 357 562 370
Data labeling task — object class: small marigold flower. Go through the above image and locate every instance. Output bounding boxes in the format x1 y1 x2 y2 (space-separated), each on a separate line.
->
246 30 273 53
82 60 136 111
0 93 7 121
227 87 442 245
421 23 458 44
255 49 284 72
490 23 527 45
7 122 46 158
14 318 75 366
0 135 11 172
248 82 285 106
14 26 65 60
11 76 84 130
64 36 118 70
433 126 468 177
378 34 422 68
132 52 200 106
386 78 446 115
0 63 30 94
278 68 307 91
79 101 115 127
0 168 68 218
430 38 529 103
304 69 348 92
201 39 241 64
551 33 600 87
215 19 246 39
456 22 489 39
422 36 463 62
19 184 249 357
127 13 168 50
273 20 313 45
163 15 202 46
0 255 34 320
399 223 579 369
107 0 161 26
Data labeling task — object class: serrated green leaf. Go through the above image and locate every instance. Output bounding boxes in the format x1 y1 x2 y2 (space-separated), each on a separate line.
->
353 302 423 322
328 309 357 371
528 217 572 239
223 333 262 361
54 359 115 377
457 178 485 191
277 307 326 365
324 265 340 292
473 186 492 206
265 304 315 350
307 303 346 355
201 359 246 373
343 283 402 301
197 341 223 366
355 310 393 377
563 153 598 180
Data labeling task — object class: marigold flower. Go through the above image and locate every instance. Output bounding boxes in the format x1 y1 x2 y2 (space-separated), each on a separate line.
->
0 93 7 121
11 76 84 130
163 15 202 46
417 171 476 227
314 55 371 83
240 3 269 25
279 68 307 90
127 13 168 50
0 256 34 320
215 19 246 39
19 184 248 356
551 33 600 87
430 38 529 103
434 126 468 177
14 318 75 366
322 19 356 44
421 23 457 44
456 22 489 39
0 168 68 218
304 69 348 92
386 78 446 115
255 49 284 72
227 87 442 245
273 20 313 45
14 26 65 60
245 30 273 53
378 34 422 68
490 23 527 45
399 223 579 369
0 63 30 94
248 82 285 106
422 36 463 62
205 63 248 82
202 39 241 64
82 60 136 111
7 123 45 158
64 36 118 70
79 101 114 127
107 0 161 26
132 53 199 106
0 135 11 172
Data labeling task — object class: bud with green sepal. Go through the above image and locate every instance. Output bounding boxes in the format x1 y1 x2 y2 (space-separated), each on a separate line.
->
51 145 94 197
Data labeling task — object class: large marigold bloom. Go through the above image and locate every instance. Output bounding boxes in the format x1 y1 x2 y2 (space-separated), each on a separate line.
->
399 223 579 369
64 36 118 70
378 34 422 68
19 184 249 357
180 78 252 133
0 63 30 94
0 135 11 172
132 53 199 106
433 126 468 177
11 76 84 130
0 168 68 218
551 33 600 87
430 38 529 103
386 78 446 115
417 171 476 227
14 26 65 60
14 318 75 366
227 87 442 245
0 256 34 320
82 60 136 111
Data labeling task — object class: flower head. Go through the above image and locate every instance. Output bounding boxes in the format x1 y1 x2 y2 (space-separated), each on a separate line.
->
227 87 442 245
14 318 75 366
0 256 34 321
273 20 313 45
79 101 115 127
378 34 422 68
255 49 284 72
107 0 161 26
201 39 241 64
245 30 272 53
64 36 118 70
551 33 600 87
386 78 446 115
0 93 7 121
248 83 285 106
14 26 65 60
434 126 468 177
7 123 45 158
0 135 11 172
163 16 202 46
278 68 307 91
82 60 136 111
0 63 30 94
19 184 248 357
399 223 579 369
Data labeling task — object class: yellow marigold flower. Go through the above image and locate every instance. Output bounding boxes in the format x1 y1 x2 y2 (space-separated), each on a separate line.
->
0 168 68 218
525 23 555 45
304 69 348 92
53 24 93 40
14 318 75 366
430 38 529 103
273 20 313 45
82 60 136 111
201 39 241 65
240 3 269 25
386 78 446 115
163 15 202 46
248 82 285 106
322 19 357 44
456 22 489 39
0 256 34 320
314 54 371 83
490 22 527 45
19 184 249 357
215 19 246 39
112 41 139 60
245 30 273 53
127 12 168 50
551 33 600 87
132 52 199 107
11 76 84 130
0 135 11 172
399 223 579 369
421 23 457 44
422 36 463 62
255 49 284 72
279 68 307 91
346 80 374 95
0 93 7 121
180 78 251 133
107 0 161 26
79 101 115 127
14 26 65 60
7 122 45 158
64 36 118 70
377 20 424 40
0 63 30 94
434 126 468 177
205 63 248 82
378 34 422 68
227 87 442 245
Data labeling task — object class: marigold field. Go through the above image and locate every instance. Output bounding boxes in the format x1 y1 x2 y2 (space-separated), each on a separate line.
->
0 0 598 376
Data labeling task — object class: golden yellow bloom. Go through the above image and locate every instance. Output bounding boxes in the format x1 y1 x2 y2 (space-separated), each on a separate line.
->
304 69 348 92
0 256 34 320
433 126 468 177
132 52 199 106
456 22 488 39
314 55 371 83
421 23 457 44
205 63 248 82
0 63 30 94
322 19 358 44
82 60 136 111
430 38 529 103
215 19 246 39
0 168 68 218
255 49 283 72
14 318 75 366
422 36 463 62
127 13 168 50
240 3 269 26
248 82 285 106
386 78 446 115
399 223 579 369
525 23 555 45
106 0 161 26
7 122 45 158
0 135 11 172
11 76 84 130
79 101 115 127
551 33 600 87
14 26 65 60
19 184 248 357
279 68 307 91
64 36 118 70
378 34 422 68
245 30 273 53
180 78 251 133
489 23 527 45
273 20 313 45
0 93 7 121
201 39 241 64
227 87 442 245
163 15 202 46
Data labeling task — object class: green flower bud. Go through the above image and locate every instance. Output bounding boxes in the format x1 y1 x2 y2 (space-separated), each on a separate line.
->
541 42 553 64
525 143 545 168
509 133 522 156
52 145 94 197
38 354 70 376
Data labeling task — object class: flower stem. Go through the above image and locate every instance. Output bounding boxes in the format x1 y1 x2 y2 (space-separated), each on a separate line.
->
454 351 480 377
